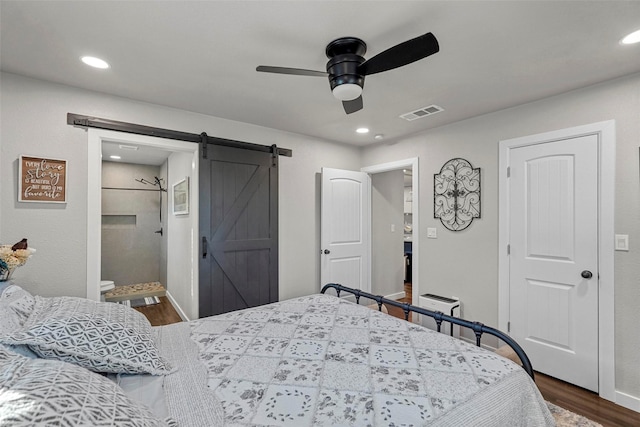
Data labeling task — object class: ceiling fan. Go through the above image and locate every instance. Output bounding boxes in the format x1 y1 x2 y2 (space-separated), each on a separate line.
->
256 32 439 114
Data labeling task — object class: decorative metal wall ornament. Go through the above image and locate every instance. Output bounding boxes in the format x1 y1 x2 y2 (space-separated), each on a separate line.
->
434 158 481 231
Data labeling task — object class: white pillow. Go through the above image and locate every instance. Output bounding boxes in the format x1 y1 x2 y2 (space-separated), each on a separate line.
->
0 347 175 426
0 296 173 375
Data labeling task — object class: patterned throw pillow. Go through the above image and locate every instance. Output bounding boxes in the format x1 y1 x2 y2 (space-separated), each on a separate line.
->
0 285 38 358
0 296 173 375
0 348 173 426
0 285 35 323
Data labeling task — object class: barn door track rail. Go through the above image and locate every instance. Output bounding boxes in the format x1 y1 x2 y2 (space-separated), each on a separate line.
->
67 113 293 158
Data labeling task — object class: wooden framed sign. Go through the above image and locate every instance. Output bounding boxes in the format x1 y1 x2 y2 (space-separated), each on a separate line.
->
19 155 68 203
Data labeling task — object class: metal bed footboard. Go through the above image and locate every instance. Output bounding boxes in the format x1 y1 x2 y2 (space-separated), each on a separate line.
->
320 283 534 379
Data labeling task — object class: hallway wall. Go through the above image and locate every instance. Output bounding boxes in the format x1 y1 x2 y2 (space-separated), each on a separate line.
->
371 170 405 297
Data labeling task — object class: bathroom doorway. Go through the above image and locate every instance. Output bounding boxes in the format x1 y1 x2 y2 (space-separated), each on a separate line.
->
100 149 169 291
87 129 199 320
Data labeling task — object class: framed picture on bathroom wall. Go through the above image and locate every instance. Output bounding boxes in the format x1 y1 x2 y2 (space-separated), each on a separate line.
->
172 177 189 215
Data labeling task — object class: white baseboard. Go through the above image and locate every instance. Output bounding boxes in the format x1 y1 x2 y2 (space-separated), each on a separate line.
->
616 390 640 413
384 291 406 300
166 291 190 322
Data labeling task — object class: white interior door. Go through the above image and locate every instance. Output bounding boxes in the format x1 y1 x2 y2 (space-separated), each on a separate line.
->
508 134 599 391
320 167 370 292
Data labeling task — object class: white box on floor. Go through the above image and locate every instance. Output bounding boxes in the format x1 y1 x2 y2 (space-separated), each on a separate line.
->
418 293 461 338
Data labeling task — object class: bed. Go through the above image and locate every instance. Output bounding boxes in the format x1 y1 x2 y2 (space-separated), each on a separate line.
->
0 283 554 426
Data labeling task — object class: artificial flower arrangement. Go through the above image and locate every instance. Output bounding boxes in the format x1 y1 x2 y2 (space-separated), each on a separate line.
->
0 239 35 281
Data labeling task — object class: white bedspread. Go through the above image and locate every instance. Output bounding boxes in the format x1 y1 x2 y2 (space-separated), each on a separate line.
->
157 294 554 426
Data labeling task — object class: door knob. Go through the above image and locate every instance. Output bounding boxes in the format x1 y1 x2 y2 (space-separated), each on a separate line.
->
323 249 331 254
581 270 593 279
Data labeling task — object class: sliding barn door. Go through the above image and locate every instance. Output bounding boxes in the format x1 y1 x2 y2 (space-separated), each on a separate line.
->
199 145 278 317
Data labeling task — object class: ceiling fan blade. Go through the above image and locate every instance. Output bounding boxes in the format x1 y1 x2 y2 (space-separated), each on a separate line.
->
358 32 439 76
256 65 328 77
342 96 363 114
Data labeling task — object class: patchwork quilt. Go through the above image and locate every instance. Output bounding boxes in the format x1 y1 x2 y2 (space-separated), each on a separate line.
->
157 294 554 426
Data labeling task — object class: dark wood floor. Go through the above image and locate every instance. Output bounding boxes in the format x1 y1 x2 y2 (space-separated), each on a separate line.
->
133 296 182 326
140 291 640 426
535 372 640 427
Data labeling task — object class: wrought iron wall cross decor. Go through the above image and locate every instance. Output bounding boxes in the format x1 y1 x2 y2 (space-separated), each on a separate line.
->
434 158 481 231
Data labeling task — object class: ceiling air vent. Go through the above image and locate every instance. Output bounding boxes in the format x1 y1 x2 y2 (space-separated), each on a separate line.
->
400 105 443 121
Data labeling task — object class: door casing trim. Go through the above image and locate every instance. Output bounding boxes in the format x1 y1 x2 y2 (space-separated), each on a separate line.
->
86 129 199 317
498 120 615 402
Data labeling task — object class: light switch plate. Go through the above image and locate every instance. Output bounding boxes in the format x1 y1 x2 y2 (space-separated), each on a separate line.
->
427 227 437 239
615 234 629 251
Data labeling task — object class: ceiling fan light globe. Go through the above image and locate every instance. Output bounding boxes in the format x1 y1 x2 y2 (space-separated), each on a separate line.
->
332 84 362 101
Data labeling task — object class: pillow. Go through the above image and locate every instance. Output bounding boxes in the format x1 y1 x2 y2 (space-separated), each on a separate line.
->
0 348 174 426
0 285 35 323
0 285 38 359
0 296 173 375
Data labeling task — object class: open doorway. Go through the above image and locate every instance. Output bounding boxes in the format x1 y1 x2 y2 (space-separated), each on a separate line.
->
368 169 409 302
87 129 199 320
403 169 413 301
100 144 169 306
362 157 420 310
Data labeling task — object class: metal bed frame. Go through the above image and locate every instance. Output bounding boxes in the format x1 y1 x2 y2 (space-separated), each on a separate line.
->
320 283 534 379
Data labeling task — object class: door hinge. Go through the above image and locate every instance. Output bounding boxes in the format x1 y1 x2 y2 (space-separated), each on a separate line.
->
507 321 511 333
507 244 510 255
506 166 510 178
200 132 208 159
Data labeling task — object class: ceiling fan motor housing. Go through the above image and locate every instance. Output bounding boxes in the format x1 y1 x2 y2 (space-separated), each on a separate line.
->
325 37 367 96
327 54 365 92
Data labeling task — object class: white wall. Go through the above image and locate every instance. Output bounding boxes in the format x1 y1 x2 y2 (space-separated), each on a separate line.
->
0 72 361 302
362 72 640 402
166 152 197 319
371 170 404 297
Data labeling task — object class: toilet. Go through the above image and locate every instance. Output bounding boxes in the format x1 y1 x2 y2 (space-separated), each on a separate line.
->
100 280 115 301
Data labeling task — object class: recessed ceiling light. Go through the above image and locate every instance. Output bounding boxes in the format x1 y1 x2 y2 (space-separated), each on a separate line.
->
110 155 121 160
356 127 369 134
621 29 640 45
374 134 384 140
81 56 110 69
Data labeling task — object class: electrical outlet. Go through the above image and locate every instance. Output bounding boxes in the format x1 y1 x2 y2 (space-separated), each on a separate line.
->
427 227 437 238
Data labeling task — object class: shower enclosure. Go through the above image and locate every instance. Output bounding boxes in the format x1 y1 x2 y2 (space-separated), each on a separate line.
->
101 161 168 287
